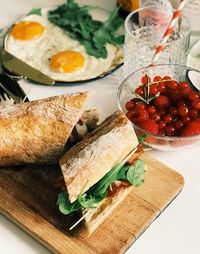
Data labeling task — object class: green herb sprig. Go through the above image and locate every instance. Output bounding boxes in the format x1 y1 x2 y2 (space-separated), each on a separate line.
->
28 8 41 16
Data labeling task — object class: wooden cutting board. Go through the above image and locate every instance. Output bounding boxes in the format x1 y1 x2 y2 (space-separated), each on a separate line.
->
0 154 184 254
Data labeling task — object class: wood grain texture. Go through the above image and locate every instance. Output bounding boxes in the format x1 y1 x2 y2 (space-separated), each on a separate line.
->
0 154 184 254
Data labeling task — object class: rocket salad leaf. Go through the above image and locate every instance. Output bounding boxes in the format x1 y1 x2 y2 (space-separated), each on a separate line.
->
28 8 41 16
93 7 124 48
126 160 145 187
57 192 80 215
48 0 124 58
89 164 129 197
137 134 147 144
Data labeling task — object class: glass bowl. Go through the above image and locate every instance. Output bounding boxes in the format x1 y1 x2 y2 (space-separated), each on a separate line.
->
117 64 200 151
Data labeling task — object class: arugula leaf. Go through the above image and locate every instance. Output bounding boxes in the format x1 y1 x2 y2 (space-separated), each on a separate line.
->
81 40 107 58
93 7 124 48
67 0 78 9
57 191 81 214
28 8 41 16
137 135 147 144
78 193 104 209
90 164 129 197
126 160 145 187
48 1 124 58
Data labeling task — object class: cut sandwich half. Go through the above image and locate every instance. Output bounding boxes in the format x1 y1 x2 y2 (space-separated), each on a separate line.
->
0 92 90 166
58 111 146 236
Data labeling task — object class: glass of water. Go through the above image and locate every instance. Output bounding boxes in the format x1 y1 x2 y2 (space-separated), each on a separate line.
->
124 6 191 78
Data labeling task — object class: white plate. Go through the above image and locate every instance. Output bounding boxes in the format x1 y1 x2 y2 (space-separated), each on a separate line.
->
4 4 124 84
187 39 200 71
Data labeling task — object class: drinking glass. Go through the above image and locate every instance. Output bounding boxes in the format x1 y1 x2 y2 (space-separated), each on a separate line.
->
124 6 191 78
183 0 200 33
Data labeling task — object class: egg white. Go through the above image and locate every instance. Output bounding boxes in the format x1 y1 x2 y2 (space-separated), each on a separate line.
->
5 7 123 82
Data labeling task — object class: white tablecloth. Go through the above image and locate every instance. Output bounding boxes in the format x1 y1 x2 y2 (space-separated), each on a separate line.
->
0 1 200 254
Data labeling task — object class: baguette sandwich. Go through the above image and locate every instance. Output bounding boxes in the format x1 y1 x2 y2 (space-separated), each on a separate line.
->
0 92 90 166
58 111 146 236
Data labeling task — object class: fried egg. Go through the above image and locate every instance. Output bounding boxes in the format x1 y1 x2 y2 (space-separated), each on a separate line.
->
5 8 123 82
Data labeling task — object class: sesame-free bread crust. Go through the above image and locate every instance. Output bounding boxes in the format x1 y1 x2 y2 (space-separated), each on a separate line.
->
82 182 133 237
60 111 138 203
82 163 147 237
0 92 90 166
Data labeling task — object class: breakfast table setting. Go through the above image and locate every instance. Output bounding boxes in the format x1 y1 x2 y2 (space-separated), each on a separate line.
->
0 0 200 254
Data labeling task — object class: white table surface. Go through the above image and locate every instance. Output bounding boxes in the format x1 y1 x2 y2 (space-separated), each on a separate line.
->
1 1 200 254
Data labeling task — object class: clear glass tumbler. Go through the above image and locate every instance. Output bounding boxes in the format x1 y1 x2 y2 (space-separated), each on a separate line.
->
183 0 200 33
124 6 191 78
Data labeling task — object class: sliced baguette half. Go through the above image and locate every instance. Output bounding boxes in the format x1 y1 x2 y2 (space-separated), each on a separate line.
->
60 111 138 203
0 92 90 166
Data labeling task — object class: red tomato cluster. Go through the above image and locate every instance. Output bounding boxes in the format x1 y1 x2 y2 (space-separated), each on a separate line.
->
125 75 200 137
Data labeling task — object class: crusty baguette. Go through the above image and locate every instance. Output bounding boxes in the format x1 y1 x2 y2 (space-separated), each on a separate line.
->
60 111 138 203
0 92 90 166
82 181 132 237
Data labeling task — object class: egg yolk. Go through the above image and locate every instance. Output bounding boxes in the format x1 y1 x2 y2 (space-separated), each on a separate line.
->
11 21 45 40
50 50 85 73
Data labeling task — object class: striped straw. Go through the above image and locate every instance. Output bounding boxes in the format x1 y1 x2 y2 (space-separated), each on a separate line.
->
151 0 188 65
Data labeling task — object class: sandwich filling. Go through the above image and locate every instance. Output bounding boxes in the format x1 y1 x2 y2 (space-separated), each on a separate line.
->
57 156 146 215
